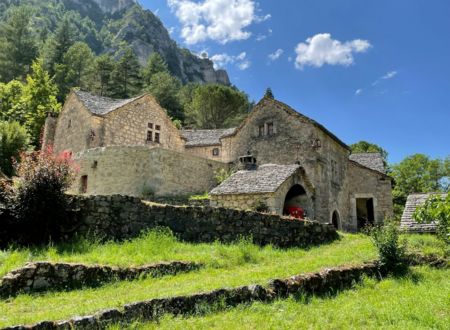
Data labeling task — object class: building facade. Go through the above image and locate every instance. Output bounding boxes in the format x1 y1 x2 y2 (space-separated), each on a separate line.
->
43 90 393 231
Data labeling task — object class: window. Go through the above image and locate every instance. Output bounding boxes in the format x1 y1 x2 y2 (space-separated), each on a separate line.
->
331 159 339 182
267 122 274 136
154 132 160 143
148 123 153 129
155 125 161 131
80 175 88 194
146 131 153 142
258 125 265 137
68 119 71 128
212 148 220 156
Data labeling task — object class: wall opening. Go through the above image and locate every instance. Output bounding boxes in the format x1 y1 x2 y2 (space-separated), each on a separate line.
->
356 198 374 230
283 184 309 219
332 210 340 229
80 175 88 194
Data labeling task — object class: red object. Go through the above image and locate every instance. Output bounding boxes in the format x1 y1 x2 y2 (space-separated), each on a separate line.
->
285 206 305 219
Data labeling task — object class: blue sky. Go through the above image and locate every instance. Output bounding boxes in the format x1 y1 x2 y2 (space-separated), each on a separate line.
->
140 0 450 164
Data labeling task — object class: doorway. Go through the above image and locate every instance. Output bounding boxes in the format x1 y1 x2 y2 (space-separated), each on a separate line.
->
356 198 374 230
331 210 340 229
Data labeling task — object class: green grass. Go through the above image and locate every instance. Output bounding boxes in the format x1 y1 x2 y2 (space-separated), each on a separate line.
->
126 266 450 330
0 231 445 328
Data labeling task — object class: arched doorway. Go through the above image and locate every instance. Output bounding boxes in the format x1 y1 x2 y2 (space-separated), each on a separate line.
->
283 184 311 218
331 210 340 229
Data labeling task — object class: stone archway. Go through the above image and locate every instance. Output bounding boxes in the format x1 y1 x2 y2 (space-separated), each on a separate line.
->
331 210 340 229
283 184 313 218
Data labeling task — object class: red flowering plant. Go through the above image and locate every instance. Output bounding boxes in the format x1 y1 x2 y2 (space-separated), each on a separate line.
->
6 146 78 244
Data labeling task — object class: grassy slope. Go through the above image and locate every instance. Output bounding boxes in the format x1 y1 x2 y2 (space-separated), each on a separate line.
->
130 266 450 330
0 232 445 327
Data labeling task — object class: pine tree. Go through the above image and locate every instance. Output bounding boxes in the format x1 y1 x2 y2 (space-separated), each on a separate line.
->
94 54 115 96
63 42 95 91
110 48 142 98
264 87 274 99
142 52 169 87
45 17 75 74
146 71 183 120
0 6 38 82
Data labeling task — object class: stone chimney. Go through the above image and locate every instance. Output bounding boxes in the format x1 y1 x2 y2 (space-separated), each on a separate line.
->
238 152 257 171
41 112 58 151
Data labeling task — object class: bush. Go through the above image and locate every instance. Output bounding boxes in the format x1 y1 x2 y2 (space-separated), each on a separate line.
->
4 147 76 245
0 121 30 176
414 193 449 244
368 221 407 273
214 168 234 185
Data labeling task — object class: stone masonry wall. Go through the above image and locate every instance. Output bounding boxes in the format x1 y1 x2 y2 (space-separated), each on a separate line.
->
73 195 338 248
71 146 227 197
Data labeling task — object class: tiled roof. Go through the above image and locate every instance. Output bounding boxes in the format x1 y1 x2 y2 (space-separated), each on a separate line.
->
74 90 142 116
400 193 446 233
210 164 300 195
181 128 236 147
349 153 386 174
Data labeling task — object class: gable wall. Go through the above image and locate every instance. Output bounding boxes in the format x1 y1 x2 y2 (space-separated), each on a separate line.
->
53 93 101 154
103 96 185 152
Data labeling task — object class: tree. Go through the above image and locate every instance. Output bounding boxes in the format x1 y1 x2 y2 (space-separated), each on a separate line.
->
391 154 449 207
0 121 30 176
62 42 95 92
349 140 388 164
110 48 142 98
142 52 169 86
264 87 274 99
414 193 450 243
45 17 75 74
145 72 183 120
0 6 38 82
93 54 115 96
0 80 24 122
19 59 61 145
186 84 250 129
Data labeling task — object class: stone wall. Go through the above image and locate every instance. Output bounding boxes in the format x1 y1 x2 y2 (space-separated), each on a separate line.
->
71 147 227 197
73 195 338 248
0 261 200 298
103 95 185 152
184 145 224 162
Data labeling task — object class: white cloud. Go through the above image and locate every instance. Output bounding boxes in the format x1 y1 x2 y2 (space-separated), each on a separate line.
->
168 0 268 44
355 89 363 96
210 52 251 70
294 33 371 69
268 49 284 62
256 28 272 42
372 70 398 86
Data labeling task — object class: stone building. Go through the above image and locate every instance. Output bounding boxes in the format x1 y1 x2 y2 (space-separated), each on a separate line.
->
43 90 393 231
400 193 445 233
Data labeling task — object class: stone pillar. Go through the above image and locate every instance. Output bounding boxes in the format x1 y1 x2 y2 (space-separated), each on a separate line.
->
41 112 58 152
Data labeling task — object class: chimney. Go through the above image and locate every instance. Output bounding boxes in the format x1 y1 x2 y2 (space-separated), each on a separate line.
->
238 152 257 170
41 112 58 152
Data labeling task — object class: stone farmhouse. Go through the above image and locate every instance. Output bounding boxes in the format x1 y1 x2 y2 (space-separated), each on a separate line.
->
43 89 393 232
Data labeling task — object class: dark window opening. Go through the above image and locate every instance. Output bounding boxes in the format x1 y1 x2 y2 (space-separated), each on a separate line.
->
332 211 340 229
68 119 71 128
154 132 160 143
258 125 265 137
147 131 153 142
148 123 153 129
267 122 274 136
356 198 375 230
155 125 161 131
212 148 220 156
80 175 88 194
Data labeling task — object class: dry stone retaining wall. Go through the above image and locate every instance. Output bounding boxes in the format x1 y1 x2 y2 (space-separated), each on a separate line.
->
1 261 384 330
72 195 338 248
0 261 200 298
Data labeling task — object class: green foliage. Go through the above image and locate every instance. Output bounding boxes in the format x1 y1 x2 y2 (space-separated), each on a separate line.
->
254 199 269 213
188 192 210 201
142 52 169 86
92 54 115 96
44 17 75 74
368 221 407 272
0 80 24 122
264 87 274 99
414 193 450 244
186 84 250 129
61 42 95 92
390 154 449 207
110 48 142 98
0 5 37 82
145 71 183 120
19 59 61 145
0 121 30 177
5 147 76 245
214 168 235 185
349 140 388 164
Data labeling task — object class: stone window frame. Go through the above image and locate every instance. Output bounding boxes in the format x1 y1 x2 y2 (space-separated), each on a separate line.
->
257 122 276 137
212 148 220 156
146 130 153 142
258 125 265 137
154 132 160 143
330 158 339 184
148 123 153 129
155 125 161 131
80 175 88 194
266 122 274 136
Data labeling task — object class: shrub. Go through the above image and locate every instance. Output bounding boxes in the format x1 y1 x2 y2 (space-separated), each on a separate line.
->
6 147 76 244
413 193 450 244
368 221 407 273
0 121 30 176
214 168 234 185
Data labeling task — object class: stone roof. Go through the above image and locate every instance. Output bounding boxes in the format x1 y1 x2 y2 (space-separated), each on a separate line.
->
181 128 236 147
349 153 386 174
210 164 300 195
74 90 142 116
400 193 446 233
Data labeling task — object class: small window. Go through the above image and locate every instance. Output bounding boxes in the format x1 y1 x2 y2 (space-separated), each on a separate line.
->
267 122 274 136
80 175 88 194
212 148 220 156
148 123 153 129
147 131 153 141
154 132 160 143
68 119 71 128
258 125 265 137
155 125 161 131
